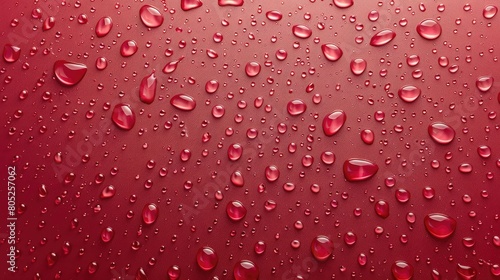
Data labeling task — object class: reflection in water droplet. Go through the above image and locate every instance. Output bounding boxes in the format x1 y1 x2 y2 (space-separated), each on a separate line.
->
170 94 196 111
181 0 203 11
424 213 457 239
95 16 113 37
233 260 259 280
196 247 218 271
392 260 414 280
311 235 334 261
112 104 136 130
139 72 157 104
350 58 366 75
139 5 164 28
483 5 498 19
218 0 244 6
120 40 138 57
428 122 455 144
292 25 312 39
266 10 282 21
53 60 88 86
333 0 354 8
343 159 379 182
227 201 246 221
375 200 390 218
476 76 494 92
321 44 343 61
142 203 159 224
416 19 442 40
398 85 421 103
245 62 261 77
287 99 307 116
3 44 21 63
322 110 346 136
370 29 396 46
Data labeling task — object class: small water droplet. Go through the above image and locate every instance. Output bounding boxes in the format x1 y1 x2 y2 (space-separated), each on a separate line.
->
311 235 334 261
120 40 138 57
219 0 244 6
181 0 203 11
483 5 498 19
456 264 477 279
266 10 282 21
233 260 259 280
245 62 261 77
3 44 21 63
333 0 354 8
392 260 414 280
375 200 390 218
350 58 367 75
196 247 218 271
476 76 494 92
287 99 307 116
227 201 246 221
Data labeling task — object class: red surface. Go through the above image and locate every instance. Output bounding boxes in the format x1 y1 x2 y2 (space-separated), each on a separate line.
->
1 0 499 279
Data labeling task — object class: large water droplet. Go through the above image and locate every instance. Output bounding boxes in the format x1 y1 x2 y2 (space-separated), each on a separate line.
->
170 94 196 111
53 60 87 86
424 213 457 239
398 85 421 103
112 104 136 130
196 247 218 271
360 129 374 145
311 235 334 261
392 260 414 280
101 227 114 242
428 122 455 144
139 5 164 28
142 203 159 224
416 19 442 40
120 40 138 57
375 200 390 218
181 0 203 11
218 0 244 6
233 260 259 280
228 143 243 161
163 58 184 74
205 79 219 93
370 29 396 46
343 159 379 182
292 25 312 39
266 10 282 21
95 16 113 37
456 264 477 279
287 99 307 116
265 165 280 182
483 5 498 19
322 110 346 136
321 44 343 61
227 201 246 221
476 76 494 92
42 16 55 31
3 44 21 63
333 0 354 8
350 58 367 75
139 72 157 104
245 62 261 77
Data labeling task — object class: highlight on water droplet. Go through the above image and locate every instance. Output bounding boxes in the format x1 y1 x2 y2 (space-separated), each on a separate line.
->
142 203 159 224
398 85 421 103
321 44 343 62
196 246 218 271
322 110 346 136
95 16 113 37
311 235 334 261
233 260 259 280
139 5 164 28
292 25 312 39
428 122 455 144
120 40 138 57
139 72 157 104
170 94 196 111
416 19 442 40
112 103 136 130
392 260 414 280
287 99 307 116
424 213 457 239
3 44 21 63
343 158 379 182
181 0 203 11
53 60 88 86
370 29 396 46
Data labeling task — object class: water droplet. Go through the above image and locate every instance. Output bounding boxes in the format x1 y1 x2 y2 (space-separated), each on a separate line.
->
196 247 218 271
265 165 280 182
139 5 164 28
350 58 367 75
375 200 389 218
163 57 184 74
53 60 88 86
370 29 396 46
95 16 113 37
181 0 203 11
228 143 243 161
398 85 421 103
428 122 455 144
343 158 379 182
233 260 259 280
3 44 21 63
227 201 246 221
139 72 157 104
120 40 138 57
333 0 354 8
167 265 181 280
476 76 494 92
424 213 457 239
416 19 442 40
456 264 477 279
287 99 307 116
458 163 472 173
483 5 498 19
100 227 114 242
205 79 219 93
322 110 346 136
266 10 282 21
142 203 159 224
311 235 334 261
360 129 374 145
112 104 136 130
392 260 414 280
100 185 116 199
245 62 261 77
477 145 491 158
95 57 107 70
170 94 196 111
292 25 312 39
254 241 266 254
321 44 343 62
42 16 55 31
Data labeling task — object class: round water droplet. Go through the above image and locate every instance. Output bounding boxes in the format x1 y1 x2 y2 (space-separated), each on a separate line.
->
483 5 498 19
424 213 457 239
321 44 343 62
142 203 159 224
228 143 243 161
245 62 261 77
205 79 219 93
370 29 396 46
343 158 379 182
167 265 181 280
311 235 334 261
287 99 307 116
360 129 374 145
333 0 353 8
3 44 21 63
95 57 107 70
476 76 494 92
322 110 346 136
392 260 414 280
477 145 491 158
292 25 312 39
456 264 477 279
227 201 246 221
428 122 455 144
95 16 113 37
101 227 114 242
265 165 280 182
196 246 218 271
233 260 259 280
266 10 282 21
181 0 203 11
139 72 156 104
375 200 389 218
398 85 421 103
416 19 442 40
170 94 196 111
139 5 164 28
112 104 136 130
120 40 138 57
350 58 366 75
53 60 88 86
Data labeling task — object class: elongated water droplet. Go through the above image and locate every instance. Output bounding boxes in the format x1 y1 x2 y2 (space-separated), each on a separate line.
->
181 0 203 11
322 110 346 136
428 122 455 144
170 94 196 111
233 260 259 280
163 57 184 74
321 44 343 61
3 44 21 63
287 99 307 116
416 19 442 40
120 40 138 57
392 260 414 280
53 60 87 86
350 58 366 75
311 235 334 261
333 0 354 8
424 213 457 239
370 29 396 46
142 203 159 224
196 247 218 271
343 159 379 182
139 5 164 28
139 72 157 104
456 264 477 279
112 104 136 130
292 25 312 39
218 0 244 6
95 16 113 37
266 10 282 21
398 85 421 103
